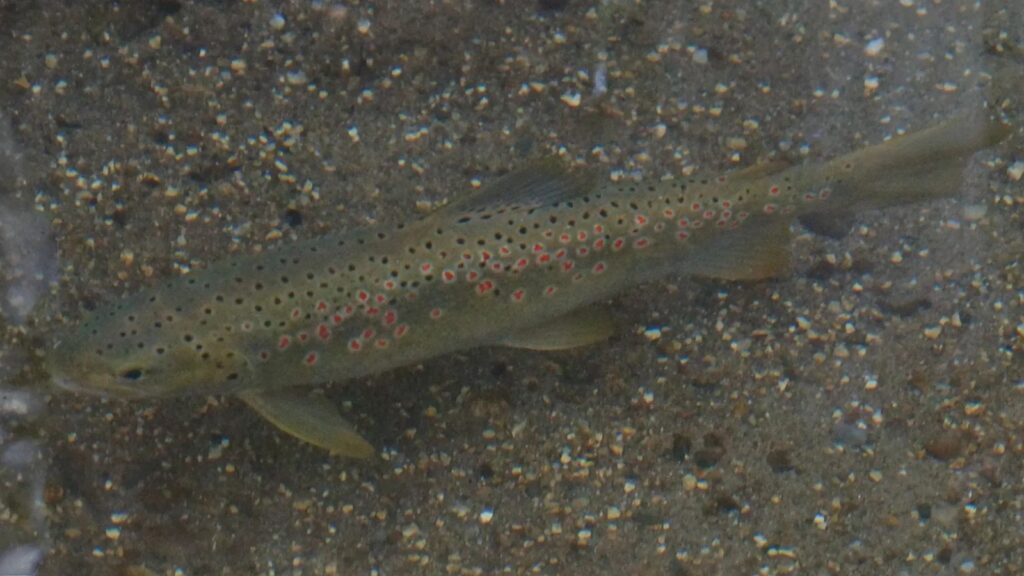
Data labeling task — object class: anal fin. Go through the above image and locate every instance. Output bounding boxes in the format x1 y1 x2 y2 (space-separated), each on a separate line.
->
238 389 375 458
501 306 615 351
690 220 792 281
798 212 855 239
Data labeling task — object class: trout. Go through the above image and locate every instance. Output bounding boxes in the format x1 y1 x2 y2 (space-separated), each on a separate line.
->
46 113 1010 456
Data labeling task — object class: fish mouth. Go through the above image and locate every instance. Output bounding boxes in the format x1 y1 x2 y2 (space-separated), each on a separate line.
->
48 372 146 400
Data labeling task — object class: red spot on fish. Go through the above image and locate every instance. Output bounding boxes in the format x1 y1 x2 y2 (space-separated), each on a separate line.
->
298 331 309 343
691 202 702 212
318 324 331 341
499 246 512 257
442 269 456 283
383 309 398 326
577 246 590 257
394 324 409 338
721 210 732 220
635 214 648 226
544 285 557 297
348 339 362 352
716 219 728 228
559 232 572 244
593 224 605 234
357 290 369 303
316 300 328 312
536 253 551 265
362 328 376 340
634 238 650 249
677 230 690 240
593 262 606 274
278 335 292 350
291 308 302 320
533 243 545 253
429 307 444 320
304 352 318 366
332 313 344 325
476 280 496 295
466 270 480 282
577 230 588 242
769 185 780 196
721 200 732 209
342 305 355 317
562 260 575 272
677 217 690 228
554 248 567 260
593 238 606 251
383 280 396 290
515 257 529 270
480 250 492 262
375 338 390 349
490 261 504 272
692 220 705 229
365 306 380 317
703 210 715 220
511 288 525 302
663 208 675 218
612 238 626 251
763 203 777 214
375 293 387 305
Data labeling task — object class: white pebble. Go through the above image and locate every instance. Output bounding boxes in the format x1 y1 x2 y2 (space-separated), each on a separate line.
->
864 37 885 57
1007 160 1023 182
479 507 494 524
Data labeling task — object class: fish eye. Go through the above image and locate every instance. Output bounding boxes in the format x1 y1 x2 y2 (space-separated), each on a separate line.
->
120 368 144 381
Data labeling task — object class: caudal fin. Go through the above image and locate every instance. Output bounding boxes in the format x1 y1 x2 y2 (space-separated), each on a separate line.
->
804 112 1011 215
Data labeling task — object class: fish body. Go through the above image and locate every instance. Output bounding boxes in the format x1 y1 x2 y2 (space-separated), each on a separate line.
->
47 114 1010 455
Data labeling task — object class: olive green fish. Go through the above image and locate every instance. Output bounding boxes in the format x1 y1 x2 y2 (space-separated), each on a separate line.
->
46 113 1010 457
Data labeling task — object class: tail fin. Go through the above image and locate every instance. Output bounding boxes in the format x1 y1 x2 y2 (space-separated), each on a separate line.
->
803 112 1011 216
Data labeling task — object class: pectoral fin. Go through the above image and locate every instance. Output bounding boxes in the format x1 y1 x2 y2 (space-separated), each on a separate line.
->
501 306 615 351
238 389 375 458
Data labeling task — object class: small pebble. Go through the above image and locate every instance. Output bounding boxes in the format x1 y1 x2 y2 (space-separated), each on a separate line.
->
833 422 868 446
924 431 962 461
479 507 494 524
864 37 885 57
1008 160 1024 182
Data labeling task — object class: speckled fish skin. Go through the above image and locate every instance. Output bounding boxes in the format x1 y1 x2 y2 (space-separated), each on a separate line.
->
47 114 1009 404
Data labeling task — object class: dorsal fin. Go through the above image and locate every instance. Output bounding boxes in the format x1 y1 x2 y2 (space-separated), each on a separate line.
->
728 159 792 181
440 159 594 215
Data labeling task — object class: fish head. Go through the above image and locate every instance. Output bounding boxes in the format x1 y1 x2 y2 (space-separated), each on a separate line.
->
46 290 252 399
